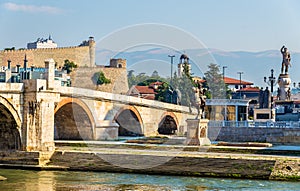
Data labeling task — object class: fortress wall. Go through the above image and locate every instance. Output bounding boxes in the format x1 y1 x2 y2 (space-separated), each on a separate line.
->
0 46 91 68
70 67 129 94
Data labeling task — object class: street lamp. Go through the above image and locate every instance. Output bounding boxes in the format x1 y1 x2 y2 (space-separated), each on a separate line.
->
168 55 175 84
223 66 227 80
237 72 243 99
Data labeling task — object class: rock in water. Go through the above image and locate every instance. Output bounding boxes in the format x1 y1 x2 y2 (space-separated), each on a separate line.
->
0 176 7 181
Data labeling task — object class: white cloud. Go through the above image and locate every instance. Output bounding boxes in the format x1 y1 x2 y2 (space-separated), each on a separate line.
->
3 2 63 14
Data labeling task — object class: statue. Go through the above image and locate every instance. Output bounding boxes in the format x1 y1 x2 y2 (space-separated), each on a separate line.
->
259 87 270 108
193 83 206 119
286 87 291 100
277 87 281 100
281 45 291 74
263 87 270 108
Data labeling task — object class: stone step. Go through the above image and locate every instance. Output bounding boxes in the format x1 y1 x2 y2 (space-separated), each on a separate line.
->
0 151 40 165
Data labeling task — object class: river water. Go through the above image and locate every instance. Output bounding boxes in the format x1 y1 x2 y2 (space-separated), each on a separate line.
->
0 169 299 191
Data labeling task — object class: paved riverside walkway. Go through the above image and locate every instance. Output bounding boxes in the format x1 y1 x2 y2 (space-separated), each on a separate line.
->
54 140 300 160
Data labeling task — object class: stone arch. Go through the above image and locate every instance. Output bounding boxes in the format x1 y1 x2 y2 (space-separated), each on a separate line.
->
158 112 179 135
0 96 22 150
114 106 144 136
54 98 95 140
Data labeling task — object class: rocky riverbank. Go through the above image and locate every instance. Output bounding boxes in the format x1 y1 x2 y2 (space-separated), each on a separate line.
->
0 142 299 181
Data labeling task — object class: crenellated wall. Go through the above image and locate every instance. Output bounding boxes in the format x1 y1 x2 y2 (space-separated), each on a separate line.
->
0 43 95 68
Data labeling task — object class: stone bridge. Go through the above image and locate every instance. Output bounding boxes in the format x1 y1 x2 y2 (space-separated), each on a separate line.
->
0 78 197 152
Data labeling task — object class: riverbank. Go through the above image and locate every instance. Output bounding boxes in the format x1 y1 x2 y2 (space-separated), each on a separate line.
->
0 141 299 181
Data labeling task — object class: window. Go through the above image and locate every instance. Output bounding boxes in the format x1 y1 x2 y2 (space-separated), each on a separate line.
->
256 113 270 119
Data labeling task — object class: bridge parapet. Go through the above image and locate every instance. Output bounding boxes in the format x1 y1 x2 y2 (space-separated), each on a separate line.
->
56 86 197 114
0 83 24 93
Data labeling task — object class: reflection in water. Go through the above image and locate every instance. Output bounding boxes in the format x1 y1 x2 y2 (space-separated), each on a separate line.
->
0 169 299 191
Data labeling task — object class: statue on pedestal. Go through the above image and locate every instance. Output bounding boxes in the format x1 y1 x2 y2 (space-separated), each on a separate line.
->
277 45 292 101
281 46 291 74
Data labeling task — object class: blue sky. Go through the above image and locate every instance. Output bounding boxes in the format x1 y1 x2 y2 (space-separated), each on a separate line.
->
1 0 300 52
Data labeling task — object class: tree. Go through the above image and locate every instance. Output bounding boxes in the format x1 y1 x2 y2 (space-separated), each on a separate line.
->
171 61 196 106
127 70 136 87
62 59 77 74
96 71 111 85
151 70 159 78
204 63 227 99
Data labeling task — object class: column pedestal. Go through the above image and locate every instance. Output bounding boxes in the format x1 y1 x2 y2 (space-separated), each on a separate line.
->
185 119 211 146
278 74 291 100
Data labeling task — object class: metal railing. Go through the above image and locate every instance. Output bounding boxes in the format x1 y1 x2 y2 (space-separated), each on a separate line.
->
208 120 300 128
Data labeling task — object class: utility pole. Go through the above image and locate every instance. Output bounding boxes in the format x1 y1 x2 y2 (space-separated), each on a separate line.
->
237 72 243 99
222 66 227 81
168 55 175 84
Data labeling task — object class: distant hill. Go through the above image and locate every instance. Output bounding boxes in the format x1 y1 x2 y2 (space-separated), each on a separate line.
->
95 48 300 88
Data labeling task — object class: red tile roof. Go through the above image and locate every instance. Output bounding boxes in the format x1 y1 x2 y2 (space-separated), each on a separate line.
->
237 87 260 92
224 77 253 85
134 86 157 94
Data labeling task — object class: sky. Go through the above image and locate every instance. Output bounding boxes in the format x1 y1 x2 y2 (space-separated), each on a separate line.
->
1 0 300 52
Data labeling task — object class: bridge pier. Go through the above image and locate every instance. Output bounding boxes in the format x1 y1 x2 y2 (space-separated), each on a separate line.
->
22 78 59 151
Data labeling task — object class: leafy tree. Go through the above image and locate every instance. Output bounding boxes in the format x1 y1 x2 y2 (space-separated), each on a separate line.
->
155 82 169 102
151 70 159 78
204 63 227 99
62 59 77 74
171 61 197 106
127 70 136 87
4 47 15 51
96 71 111 85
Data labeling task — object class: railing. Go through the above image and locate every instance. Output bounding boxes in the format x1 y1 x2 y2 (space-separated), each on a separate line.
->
208 120 300 128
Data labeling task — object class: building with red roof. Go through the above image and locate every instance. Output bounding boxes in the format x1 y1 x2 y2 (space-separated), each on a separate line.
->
127 85 157 100
224 76 253 90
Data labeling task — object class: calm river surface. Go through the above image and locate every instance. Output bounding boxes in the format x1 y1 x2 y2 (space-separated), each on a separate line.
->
0 169 299 191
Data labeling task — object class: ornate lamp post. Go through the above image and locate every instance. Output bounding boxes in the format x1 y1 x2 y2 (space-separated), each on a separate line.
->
264 69 277 108
264 69 277 119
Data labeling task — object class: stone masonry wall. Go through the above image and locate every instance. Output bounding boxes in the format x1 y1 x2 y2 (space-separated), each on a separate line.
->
70 67 129 94
0 46 91 68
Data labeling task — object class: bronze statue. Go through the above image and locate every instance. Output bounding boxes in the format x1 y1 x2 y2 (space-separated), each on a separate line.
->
281 45 291 74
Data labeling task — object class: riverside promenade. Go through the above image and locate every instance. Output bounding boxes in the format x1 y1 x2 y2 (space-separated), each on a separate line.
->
1 139 299 181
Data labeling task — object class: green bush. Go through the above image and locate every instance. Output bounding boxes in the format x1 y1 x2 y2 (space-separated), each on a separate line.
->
97 71 111 85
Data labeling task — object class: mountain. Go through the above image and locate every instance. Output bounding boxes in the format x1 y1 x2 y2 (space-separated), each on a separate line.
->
95 48 300 88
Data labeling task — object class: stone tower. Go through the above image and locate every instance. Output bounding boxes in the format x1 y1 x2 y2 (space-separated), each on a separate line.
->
178 54 191 77
88 36 96 67
110 58 127 68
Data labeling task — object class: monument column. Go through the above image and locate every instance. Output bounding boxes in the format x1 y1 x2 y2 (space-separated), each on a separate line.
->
277 74 291 100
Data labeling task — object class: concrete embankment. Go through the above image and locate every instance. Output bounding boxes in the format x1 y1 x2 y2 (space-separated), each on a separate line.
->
0 143 299 181
208 126 300 144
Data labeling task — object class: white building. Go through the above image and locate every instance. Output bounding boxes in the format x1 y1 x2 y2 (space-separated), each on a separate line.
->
27 35 57 49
